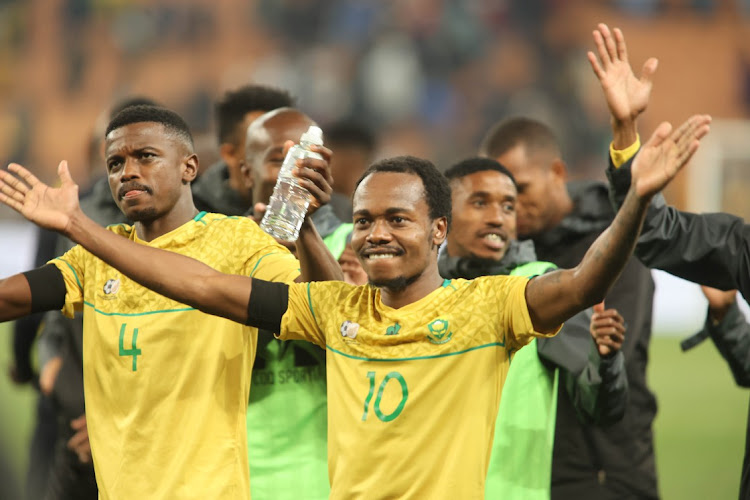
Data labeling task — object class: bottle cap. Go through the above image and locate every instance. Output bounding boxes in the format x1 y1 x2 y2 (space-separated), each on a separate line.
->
300 125 324 145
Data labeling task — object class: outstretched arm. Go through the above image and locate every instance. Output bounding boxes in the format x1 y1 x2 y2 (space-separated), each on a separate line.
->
0 162 256 325
0 275 33 323
525 115 711 333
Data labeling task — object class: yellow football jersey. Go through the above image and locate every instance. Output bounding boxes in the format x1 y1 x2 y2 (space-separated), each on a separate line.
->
50 212 299 500
279 275 558 499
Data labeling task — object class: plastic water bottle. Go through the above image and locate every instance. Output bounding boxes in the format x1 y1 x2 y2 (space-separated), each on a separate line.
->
260 125 324 241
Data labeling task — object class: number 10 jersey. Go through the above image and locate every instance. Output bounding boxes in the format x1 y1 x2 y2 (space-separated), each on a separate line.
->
279 275 557 499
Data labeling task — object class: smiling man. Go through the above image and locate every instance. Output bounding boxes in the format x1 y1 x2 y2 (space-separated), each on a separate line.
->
0 113 710 499
0 104 340 500
439 157 628 499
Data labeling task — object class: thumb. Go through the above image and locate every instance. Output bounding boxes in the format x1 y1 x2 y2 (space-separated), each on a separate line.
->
640 58 658 84
645 121 673 149
282 140 295 157
58 160 74 186
593 301 605 313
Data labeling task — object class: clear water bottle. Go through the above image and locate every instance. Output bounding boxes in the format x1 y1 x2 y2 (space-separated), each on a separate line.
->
260 125 324 241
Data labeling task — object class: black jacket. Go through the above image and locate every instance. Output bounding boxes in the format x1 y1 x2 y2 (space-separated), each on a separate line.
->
191 160 250 216
530 180 658 500
608 155 750 500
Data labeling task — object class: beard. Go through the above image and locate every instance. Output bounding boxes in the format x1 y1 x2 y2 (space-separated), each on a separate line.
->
369 271 423 293
127 206 159 223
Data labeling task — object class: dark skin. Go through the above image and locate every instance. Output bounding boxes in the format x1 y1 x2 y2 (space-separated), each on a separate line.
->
446 170 518 261
0 119 341 324
240 108 337 258
0 114 709 332
104 122 199 242
446 169 624 355
242 108 320 209
351 172 447 309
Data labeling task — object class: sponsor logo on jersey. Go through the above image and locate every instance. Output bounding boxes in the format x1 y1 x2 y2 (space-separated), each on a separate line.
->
385 322 401 336
426 319 453 344
340 320 360 339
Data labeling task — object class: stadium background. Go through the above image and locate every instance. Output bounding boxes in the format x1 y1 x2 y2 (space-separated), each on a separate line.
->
1 0 749 498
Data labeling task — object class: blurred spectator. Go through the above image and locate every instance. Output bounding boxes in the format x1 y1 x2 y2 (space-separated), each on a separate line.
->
323 119 376 221
192 84 295 215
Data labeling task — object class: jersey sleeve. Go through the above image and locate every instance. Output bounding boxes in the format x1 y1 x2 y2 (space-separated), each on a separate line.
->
278 282 327 348
47 244 87 319
496 275 560 350
235 218 300 284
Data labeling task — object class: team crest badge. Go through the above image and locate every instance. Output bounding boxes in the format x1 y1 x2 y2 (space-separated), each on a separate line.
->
340 320 360 339
426 319 453 344
103 279 120 295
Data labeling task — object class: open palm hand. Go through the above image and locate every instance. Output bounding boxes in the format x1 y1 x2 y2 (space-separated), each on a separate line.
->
0 161 81 234
588 23 658 123
631 115 711 199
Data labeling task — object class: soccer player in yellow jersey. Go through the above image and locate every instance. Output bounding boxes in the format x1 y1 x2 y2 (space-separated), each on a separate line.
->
1 113 709 499
0 105 341 500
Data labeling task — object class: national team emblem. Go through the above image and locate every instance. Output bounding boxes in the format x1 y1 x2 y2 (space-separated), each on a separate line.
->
426 319 453 344
103 279 120 295
340 320 359 339
385 323 401 336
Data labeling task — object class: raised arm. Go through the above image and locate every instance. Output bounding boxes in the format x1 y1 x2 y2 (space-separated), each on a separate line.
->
590 24 750 294
285 141 344 283
587 23 657 151
0 162 259 325
525 115 711 332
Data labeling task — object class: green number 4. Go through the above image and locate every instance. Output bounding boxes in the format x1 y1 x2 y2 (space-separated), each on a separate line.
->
118 323 142 371
362 371 408 422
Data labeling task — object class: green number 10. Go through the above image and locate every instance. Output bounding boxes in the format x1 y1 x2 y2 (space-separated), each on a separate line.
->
361 371 409 422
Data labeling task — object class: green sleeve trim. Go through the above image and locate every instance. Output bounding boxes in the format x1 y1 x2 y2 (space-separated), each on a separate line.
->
322 223 354 260
326 341 505 362
193 211 207 222
509 261 557 278
53 257 82 290
307 282 317 322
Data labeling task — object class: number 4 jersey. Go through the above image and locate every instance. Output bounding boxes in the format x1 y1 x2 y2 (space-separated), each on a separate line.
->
278 276 558 499
49 212 300 500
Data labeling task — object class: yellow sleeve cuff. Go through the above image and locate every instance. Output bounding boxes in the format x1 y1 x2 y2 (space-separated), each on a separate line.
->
609 135 641 168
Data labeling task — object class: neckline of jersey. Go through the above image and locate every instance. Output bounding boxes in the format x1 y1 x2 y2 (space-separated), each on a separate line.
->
131 212 206 246
374 279 455 313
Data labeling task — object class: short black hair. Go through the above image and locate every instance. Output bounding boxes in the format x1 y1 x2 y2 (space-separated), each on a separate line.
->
356 155 452 229
479 117 560 159
324 120 376 154
215 85 296 145
444 157 517 189
106 105 194 149
109 96 160 121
